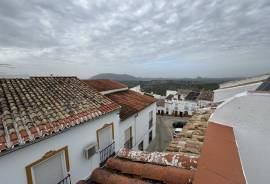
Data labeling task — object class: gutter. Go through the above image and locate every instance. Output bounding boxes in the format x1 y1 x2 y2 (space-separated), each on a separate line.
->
0 108 120 159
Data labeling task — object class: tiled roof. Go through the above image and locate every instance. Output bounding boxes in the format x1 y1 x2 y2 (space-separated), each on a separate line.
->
185 91 200 101
197 90 213 101
256 76 270 91
80 148 197 184
157 99 165 107
83 79 128 92
193 122 246 184
166 109 213 157
166 94 174 100
0 77 120 154
106 90 156 121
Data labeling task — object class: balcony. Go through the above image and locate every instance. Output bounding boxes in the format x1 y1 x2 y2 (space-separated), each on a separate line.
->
99 142 115 167
124 137 133 149
57 174 71 184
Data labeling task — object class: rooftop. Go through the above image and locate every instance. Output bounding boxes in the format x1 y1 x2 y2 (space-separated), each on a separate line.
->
0 77 120 155
197 90 213 101
80 148 198 184
166 108 213 157
106 90 156 121
83 79 128 93
157 99 165 107
219 74 270 89
193 122 245 184
185 91 200 101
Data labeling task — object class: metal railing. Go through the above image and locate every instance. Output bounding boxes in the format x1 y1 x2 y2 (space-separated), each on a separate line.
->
124 137 133 149
57 174 71 184
99 141 115 167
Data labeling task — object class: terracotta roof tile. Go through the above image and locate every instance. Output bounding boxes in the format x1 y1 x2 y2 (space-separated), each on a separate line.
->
118 148 198 170
193 122 246 184
105 158 194 184
106 90 156 121
90 168 150 184
166 109 213 156
0 77 120 154
185 91 200 101
83 79 128 92
197 90 213 101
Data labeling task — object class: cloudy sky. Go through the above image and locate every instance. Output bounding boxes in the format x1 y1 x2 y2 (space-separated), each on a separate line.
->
0 0 270 78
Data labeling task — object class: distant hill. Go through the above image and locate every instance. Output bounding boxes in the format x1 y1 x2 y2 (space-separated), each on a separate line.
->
91 73 138 81
90 73 245 95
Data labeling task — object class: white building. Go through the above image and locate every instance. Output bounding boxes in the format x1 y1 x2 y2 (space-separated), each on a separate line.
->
83 80 157 152
157 89 213 116
0 77 121 184
130 85 143 94
209 91 270 184
213 74 270 103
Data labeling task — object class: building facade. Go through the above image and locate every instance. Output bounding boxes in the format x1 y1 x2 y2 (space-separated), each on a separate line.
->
0 77 121 184
83 80 157 152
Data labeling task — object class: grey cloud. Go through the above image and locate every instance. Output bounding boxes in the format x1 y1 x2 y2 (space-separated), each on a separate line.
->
0 0 270 78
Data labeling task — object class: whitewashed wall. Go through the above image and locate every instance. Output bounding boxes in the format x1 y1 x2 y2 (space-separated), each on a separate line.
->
210 92 270 184
119 103 156 151
0 111 120 184
164 100 198 115
213 82 262 102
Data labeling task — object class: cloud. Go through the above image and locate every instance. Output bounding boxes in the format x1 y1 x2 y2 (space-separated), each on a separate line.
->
0 0 270 78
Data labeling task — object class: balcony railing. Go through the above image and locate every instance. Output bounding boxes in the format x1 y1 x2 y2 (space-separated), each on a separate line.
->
57 174 71 184
124 137 133 149
99 141 115 167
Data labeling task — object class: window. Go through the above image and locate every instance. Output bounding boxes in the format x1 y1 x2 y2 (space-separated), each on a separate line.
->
96 123 115 166
96 123 114 150
138 141 144 151
149 130 153 144
124 127 132 149
26 146 70 184
149 111 153 129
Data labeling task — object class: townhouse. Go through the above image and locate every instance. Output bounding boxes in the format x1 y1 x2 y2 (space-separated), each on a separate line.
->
83 79 157 152
0 77 157 184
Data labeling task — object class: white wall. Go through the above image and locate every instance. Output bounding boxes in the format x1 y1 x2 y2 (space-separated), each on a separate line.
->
220 74 269 89
213 82 262 102
164 100 198 116
119 103 156 151
0 111 120 184
130 85 141 93
166 90 177 97
210 92 270 184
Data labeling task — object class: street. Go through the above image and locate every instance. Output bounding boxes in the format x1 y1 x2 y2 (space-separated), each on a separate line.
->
147 115 189 152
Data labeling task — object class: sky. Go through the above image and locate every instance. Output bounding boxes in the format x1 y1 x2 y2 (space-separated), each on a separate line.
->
0 0 270 79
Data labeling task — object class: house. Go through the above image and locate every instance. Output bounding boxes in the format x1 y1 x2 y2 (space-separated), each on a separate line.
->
129 85 143 94
197 90 213 108
0 77 121 184
78 106 246 184
83 79 157 152
163 89 204 116
156 99 165 115
213 73 270 102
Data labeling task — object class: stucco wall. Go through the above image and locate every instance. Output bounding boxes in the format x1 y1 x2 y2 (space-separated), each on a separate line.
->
119 103 156 151
0 111 120 184
213 82 262 102
164 100 198 115
210 92 270 184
